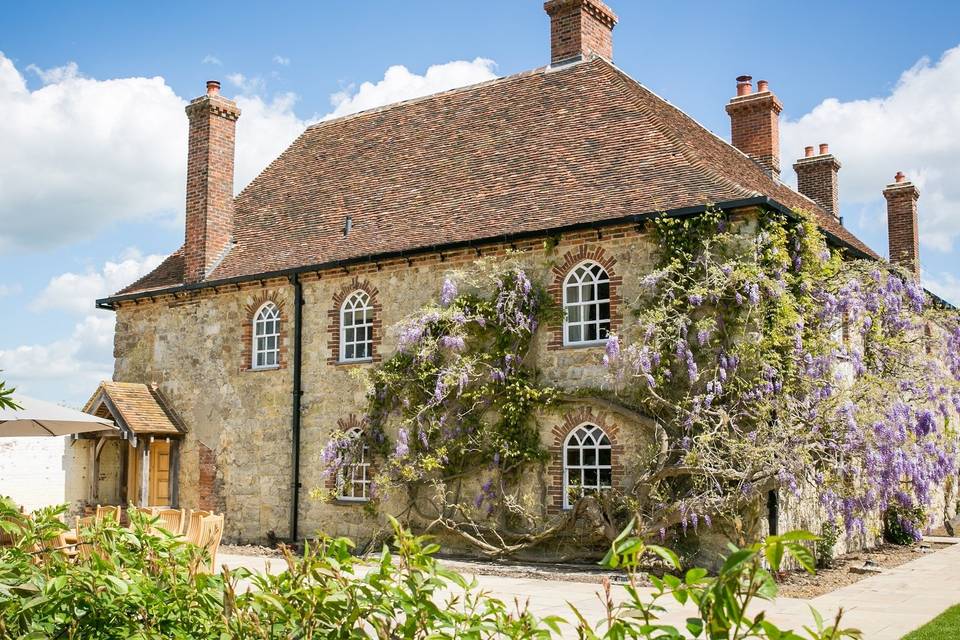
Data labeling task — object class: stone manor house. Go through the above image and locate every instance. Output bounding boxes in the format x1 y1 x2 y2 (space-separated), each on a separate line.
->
66 0 933 545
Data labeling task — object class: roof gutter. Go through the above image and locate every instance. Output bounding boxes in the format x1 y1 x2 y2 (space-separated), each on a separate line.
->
94 196 872 309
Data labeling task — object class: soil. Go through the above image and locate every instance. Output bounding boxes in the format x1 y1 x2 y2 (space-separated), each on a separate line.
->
776 541 953 599
220 543 285 558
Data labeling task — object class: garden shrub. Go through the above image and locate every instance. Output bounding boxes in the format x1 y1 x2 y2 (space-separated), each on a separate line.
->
883 504 927 545
0 498 862 639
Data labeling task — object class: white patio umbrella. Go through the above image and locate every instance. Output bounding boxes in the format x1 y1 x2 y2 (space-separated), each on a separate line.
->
0 395 115 437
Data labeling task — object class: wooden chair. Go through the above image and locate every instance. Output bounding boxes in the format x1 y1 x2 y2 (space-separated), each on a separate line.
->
151 508 185 536
183 509 211 545
195 514 224 574
75 516 96 560
95 505 121 524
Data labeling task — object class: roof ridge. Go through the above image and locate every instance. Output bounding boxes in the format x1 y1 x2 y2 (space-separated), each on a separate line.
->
304 65 549 132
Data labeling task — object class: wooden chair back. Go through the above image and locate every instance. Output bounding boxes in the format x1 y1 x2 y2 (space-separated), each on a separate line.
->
183 509 211 545
196 513 224 574
75 515 96 560
95 504 121 524
152 508 185 536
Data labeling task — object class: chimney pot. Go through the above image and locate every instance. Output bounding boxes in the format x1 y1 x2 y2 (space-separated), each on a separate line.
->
819 143 829 155
895 171 906 183
804 145 815 158
206 80 221 95
544 0 618 65
757 79 769 92
736 75 753 96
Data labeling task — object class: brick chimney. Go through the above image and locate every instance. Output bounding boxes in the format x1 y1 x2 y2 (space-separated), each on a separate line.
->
725 76 783 178
183 80 241 283
793 143 842 221
544 0 618 65
884 171 921 278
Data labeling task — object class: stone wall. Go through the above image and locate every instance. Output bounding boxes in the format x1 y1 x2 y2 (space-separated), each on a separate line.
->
61 206 959 560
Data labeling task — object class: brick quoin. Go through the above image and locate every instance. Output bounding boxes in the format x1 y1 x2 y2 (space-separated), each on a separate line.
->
725 76 783 178
327 277 383 365
793 143 842 221
184 81 241 284
544 0 618 64
545 406 624 515
884 171 921 279
547 244 622 351
197 442 221 513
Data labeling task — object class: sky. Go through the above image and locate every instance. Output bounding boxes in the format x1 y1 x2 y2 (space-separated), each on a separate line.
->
2 1 960 406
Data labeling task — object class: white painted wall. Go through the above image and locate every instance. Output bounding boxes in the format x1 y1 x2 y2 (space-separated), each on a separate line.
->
0 437 67 511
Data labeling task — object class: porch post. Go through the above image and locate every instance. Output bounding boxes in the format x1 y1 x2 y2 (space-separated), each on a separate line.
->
88 438 100 504
169 439 180 508
139 440 151 507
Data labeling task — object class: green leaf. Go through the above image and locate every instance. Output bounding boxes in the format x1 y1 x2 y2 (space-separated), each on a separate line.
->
645 544 681 570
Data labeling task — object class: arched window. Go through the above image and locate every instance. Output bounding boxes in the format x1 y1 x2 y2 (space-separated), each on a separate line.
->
252 302 280 369
340 291 373 362
336 427 370 502
563 423 612 509
563 261 610 345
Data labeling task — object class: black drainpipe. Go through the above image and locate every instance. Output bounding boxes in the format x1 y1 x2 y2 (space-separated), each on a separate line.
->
767 489 779 536
289 273 304 542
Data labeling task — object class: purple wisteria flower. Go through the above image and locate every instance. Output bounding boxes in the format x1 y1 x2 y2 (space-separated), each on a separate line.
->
395 428 410 458
440 278 458 307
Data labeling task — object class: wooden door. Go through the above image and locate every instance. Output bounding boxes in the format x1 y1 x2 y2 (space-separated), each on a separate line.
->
148 440 171 507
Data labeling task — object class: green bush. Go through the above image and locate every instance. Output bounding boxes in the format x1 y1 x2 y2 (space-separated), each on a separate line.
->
883 504 926 545
0 498 861 639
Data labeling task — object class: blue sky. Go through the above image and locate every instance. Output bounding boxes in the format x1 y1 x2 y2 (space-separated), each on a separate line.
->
2 1 960 405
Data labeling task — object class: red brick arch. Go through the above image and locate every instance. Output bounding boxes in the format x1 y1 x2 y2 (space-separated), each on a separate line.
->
545 406 624 515
546 245 622 350
241 291 287 371
327 277 383 365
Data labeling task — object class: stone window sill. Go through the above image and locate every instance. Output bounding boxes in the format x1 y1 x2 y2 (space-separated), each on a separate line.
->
246 365 282 373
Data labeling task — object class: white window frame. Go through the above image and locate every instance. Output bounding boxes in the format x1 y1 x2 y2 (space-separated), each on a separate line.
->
340 290 374 363
562 261 611 346
562 423 613 509
251 302 280 370
336 427 370 502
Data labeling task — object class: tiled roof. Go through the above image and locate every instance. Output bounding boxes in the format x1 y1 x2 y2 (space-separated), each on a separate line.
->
83 382 184 436
116 57 878 297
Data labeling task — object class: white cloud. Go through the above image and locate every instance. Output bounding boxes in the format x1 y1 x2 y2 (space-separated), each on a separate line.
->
26 61 81 84
782 45 960 254
0 284 22 298
0 313 115 403
226 72 265 95
924 270 960 308
31 248 165 314
325 57 498 120
272 55 290 66
202 55 222 66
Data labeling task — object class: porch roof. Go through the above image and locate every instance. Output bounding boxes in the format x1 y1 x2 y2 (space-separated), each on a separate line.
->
83 382 185 439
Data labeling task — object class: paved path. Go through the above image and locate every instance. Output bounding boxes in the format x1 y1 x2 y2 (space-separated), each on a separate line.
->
220 538 960 639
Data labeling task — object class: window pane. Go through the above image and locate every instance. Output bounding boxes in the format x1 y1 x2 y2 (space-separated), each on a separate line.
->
345 344 355 360
567 470 578 486
345 328 355 343
599 468 612 486
344 311 354 326
587 304 598 321
583 448 596 465
597 282 610 300
585 324 598 341
583 468 598 487
599 449 611 466
566 448 579 466
581 284 595 302
356 343 367 359
568 325 581 343
567 305 581 323
599 302 610 321
599 324 610 339
566 286 579 303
